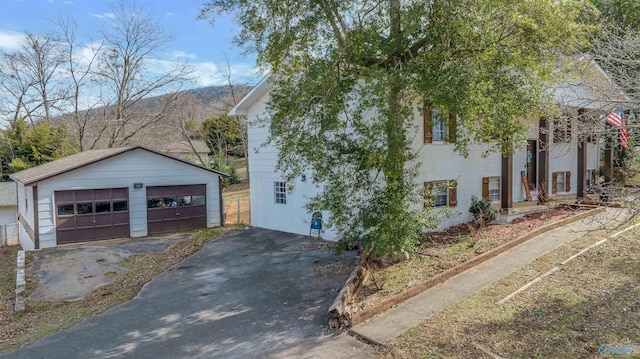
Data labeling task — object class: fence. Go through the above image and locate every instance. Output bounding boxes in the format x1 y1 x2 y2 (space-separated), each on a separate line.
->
223 197 251 225
0 222 18 247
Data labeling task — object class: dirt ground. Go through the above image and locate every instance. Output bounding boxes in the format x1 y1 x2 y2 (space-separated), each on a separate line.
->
223 196 250 224
355 207 583 313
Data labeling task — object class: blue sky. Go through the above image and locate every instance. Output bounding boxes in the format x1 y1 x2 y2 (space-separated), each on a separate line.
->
0 0 260 87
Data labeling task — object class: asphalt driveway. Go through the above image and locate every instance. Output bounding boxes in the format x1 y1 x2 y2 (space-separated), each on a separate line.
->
2 228 372 359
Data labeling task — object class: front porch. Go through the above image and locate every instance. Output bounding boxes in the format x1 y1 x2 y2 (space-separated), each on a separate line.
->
495 194 578 223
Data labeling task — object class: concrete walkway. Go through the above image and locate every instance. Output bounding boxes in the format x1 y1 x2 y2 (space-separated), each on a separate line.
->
351 208 628 345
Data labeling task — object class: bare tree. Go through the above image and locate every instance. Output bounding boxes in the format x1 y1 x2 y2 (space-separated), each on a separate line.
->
0 32 66 126
89 1 192 148
55 15 104 151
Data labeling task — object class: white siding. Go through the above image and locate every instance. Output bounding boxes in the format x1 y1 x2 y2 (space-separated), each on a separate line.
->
34 149 221 248
16 182 35 250
247 91 336 240
246 88 605 238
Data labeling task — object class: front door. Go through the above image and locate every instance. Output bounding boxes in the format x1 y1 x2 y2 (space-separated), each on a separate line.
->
526 140 537 190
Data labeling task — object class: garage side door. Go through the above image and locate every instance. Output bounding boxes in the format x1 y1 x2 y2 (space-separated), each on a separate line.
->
55 188 130 245
146 184 207 235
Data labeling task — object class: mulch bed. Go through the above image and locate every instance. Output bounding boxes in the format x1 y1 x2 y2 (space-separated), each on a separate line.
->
352 207 584 315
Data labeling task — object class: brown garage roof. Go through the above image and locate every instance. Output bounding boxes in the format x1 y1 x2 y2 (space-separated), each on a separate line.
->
9 146 228 186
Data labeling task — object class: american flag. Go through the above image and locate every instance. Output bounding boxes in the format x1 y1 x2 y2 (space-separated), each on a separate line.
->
607 110 628 149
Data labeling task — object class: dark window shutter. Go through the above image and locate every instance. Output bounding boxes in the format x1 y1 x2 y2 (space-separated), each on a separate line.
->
566 171 571 192
566 119 572 142
552 172 558 195
448 113 457 143
424 101 433 144
591 170 597 185
449 180 457 207
424 182 433 207
482 177 490 201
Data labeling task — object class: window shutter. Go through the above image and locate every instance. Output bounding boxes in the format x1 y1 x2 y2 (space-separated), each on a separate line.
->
448 113 457 143
591 170 597 185
482 177 490 201
552 172 558 195
449 180 457 207
553 120 559 143
424 101 433 143
566 171 571 192
566 119 572 142
424 182 433 207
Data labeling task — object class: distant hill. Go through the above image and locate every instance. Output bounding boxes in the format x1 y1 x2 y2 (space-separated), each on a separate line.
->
56 84 251 153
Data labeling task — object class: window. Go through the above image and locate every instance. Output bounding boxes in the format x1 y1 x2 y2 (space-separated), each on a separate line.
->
57 204 74 216
482 177 501 202
434 183 448 206
556 173 565 193
424 180 457 207
274 182 287 204
95 202 111 213
76 203 93 215
192 195 206 206
432 108 447 141
552 171 571 194
424 102 457 143
113 200 128 212
147 198 162 209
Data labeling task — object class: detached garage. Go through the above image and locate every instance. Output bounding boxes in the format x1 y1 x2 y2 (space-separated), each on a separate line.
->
9 146 227 250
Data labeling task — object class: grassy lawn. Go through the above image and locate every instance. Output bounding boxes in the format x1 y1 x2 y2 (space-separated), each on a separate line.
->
227 156 248 180
0 227 229 353
384 221 640 358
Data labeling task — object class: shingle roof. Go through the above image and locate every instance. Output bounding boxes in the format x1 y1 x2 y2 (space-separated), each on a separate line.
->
9 146 227 186
0 182 17 207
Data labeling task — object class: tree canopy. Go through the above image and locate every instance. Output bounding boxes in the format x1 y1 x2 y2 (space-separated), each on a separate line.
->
201 0 594 255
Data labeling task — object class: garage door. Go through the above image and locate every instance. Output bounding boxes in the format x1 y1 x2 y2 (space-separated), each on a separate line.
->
146 184 207 235
55 188 130 244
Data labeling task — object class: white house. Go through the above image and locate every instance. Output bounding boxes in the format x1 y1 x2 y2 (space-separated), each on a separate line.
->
230 58 625 240
9 146 227 250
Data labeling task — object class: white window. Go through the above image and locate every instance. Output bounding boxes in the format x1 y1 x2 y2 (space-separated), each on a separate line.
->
488 177 500 202
274 182 287 204
431 108 448 141
556 172 566 193
433 182 449 207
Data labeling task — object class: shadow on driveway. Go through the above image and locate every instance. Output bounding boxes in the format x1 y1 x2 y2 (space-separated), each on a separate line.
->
3 228 373 358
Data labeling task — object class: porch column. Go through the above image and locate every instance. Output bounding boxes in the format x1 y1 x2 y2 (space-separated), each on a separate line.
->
604 129 614 184
501 152 513 212
538 118 550 203
576 109 587 198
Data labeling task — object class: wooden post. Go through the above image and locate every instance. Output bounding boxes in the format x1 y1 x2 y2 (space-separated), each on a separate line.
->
538 118 550 203
577 109 587 199
501 153 513 212
604 127 615 184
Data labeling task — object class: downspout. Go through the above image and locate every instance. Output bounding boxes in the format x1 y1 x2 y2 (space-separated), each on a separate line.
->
219 177 225 226
33 185 39 249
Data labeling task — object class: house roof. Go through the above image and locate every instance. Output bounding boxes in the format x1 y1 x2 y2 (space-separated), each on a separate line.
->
228 75 272 116
552 55 631 111
9 146 228 186
0 182 17 207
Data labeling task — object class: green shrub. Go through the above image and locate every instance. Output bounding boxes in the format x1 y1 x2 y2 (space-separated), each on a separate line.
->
469 195 499 227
